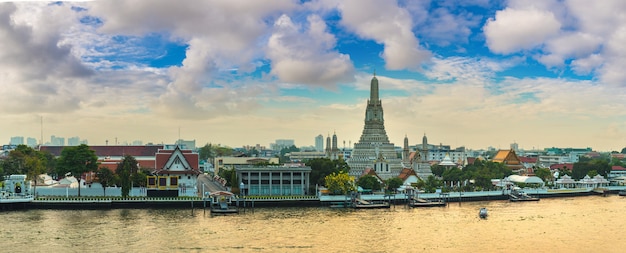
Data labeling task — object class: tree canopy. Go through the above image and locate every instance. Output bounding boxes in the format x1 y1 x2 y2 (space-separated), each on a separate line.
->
357 175 381 191
56 144 98 196
97 167 115 196
116 155 139 198
324 171 355 195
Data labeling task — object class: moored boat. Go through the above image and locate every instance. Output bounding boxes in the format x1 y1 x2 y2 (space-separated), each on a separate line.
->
409 197 446 207
509 190 540 202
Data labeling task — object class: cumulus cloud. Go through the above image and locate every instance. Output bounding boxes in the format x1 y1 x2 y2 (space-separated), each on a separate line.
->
483 0 626 85
483 7 561 54
336 0 431 70
267 14 354 87
0 3 92 114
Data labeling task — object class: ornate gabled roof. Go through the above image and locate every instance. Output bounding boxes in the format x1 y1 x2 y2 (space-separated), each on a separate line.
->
362 167 385 183
492 149 521 165
154 146 200 175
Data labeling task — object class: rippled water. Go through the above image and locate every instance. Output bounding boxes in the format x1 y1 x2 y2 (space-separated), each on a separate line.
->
2 195 625 252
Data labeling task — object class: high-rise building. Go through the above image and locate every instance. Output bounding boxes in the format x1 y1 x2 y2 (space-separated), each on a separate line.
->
10 136 24 145
68 136 81 146
347 75 403 179
176 139 196 150
27 137 38 147
315 134 324 152
51 135 65 146
271 139 295 151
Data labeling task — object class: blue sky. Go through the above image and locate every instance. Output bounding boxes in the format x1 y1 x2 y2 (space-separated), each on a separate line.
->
1 0 626 151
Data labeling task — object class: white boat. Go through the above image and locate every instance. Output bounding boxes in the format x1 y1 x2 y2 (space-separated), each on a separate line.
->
479 208 488 219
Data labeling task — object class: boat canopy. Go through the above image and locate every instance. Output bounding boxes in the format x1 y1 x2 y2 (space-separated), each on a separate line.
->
507 175 545 187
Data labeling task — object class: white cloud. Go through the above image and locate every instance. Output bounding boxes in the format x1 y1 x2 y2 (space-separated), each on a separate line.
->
336 0 431 70
267 14 354 87
484 7 561 54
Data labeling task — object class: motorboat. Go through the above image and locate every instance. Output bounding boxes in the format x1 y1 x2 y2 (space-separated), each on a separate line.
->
479 208 488 219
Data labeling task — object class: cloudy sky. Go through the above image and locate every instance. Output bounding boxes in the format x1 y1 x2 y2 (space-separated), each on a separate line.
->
1 0 626 152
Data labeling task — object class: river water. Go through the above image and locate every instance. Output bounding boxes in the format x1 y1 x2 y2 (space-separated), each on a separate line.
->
1 195 624 252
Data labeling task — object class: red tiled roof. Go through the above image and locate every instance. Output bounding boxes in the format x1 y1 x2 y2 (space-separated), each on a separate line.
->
612 166 626 171
398 168 417 181
519 157 537 163
40 145 164 157
550 163 574 171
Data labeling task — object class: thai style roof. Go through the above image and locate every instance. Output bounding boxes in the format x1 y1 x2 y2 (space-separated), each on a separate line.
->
398 168 417 181
362 168 384 183
439 153 456 166
154 146 200 175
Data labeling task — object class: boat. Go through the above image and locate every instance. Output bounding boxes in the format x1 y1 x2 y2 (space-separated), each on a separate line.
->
509 190 540 202
479 208 488 219
352 198 390 209
619 190 626 196
408 197 446 207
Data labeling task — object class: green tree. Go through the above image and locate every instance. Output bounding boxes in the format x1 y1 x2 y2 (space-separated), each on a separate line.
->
418 175 442 193
4 145 47 196
116 155 138 198
56 144 98 197
218 168 236 187
305 158 351 194
386 177 403 192
534 167 553 185
431 165 445 177
279 145 300 163
324 171 355 195
198 143 216 161
97 167 115 196
357 175 381 191
230 170 239 194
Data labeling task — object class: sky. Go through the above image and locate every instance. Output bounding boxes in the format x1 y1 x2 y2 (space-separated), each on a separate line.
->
1 0 626 152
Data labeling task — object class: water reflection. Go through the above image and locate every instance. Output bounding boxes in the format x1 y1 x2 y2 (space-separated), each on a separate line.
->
1 196 625 252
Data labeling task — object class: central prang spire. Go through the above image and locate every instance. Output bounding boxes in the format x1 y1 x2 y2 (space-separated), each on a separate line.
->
370 74 379 102
348 74 402 180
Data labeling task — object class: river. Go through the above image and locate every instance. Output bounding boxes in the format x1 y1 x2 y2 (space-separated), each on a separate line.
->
1 195 624 252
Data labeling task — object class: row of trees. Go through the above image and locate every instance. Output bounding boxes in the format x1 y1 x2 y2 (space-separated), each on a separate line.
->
0 144 149 198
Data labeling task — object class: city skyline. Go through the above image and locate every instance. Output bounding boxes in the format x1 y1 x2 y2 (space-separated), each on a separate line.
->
2 1 626 152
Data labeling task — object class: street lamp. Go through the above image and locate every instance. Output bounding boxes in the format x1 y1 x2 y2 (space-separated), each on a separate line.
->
240 182 245 197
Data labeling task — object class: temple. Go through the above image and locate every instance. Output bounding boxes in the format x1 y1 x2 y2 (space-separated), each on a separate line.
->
347 75 403 179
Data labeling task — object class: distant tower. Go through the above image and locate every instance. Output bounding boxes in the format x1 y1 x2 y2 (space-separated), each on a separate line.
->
315 134 324 152
325 134 331 158
402 135 410 165
422 133 429 162
331 132 339 160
